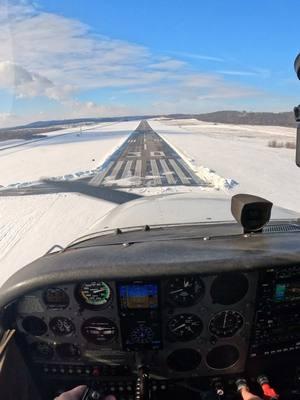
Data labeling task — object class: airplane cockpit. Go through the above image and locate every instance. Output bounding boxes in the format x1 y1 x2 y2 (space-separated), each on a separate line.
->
0 194 300 400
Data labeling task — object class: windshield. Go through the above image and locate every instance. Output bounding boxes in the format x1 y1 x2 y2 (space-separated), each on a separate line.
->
1 0 300 283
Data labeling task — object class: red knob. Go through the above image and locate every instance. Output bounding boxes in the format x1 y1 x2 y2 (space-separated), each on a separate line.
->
92 367 101 377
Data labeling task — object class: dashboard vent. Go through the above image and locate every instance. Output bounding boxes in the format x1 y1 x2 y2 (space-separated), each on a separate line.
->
263 223 300 233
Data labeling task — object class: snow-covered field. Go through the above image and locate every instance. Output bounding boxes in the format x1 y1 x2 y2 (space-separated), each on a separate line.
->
1 117 300 286
0 120 138 285
150 118 300 212
0 121 138 186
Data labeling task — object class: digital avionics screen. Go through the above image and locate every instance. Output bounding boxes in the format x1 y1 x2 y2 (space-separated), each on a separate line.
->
119 283 158 309
274 281 300 302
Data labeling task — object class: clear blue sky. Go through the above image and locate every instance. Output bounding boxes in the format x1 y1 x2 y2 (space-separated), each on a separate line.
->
44 0 297 65
1 0 300 126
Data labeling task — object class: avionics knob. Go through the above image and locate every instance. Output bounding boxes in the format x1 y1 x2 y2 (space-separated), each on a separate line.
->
211 378 224 396
81 389 102 400
90 391 100 400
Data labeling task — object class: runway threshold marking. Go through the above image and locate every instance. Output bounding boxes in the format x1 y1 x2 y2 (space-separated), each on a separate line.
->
134 159 142 185
177 158 201 185
109 160 123 180
89 161 114 186
121 160 133 179
168 159 191 185
150 159 162 185
159 159 176 184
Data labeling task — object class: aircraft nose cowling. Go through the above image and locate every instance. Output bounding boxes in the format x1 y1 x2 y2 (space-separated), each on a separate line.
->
87 192 300 232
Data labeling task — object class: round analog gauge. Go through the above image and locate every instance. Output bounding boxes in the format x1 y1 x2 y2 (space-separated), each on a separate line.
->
81 317 118 344
166 276 204 306
167 348 202 372
209 311 243 337
56 343 81 359
130 326 154 344
206 345 239 369
49 317 75 336
167 313 203 342
76 281 111 309
210 273 249 305
43 288 69 309
30 342 54 359
22 316 47 336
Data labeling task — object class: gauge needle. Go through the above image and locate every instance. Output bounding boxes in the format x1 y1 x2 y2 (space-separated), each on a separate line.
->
89 327 107 331
173 324 186 331
184 279 191 288
223 311 228 328
170 288 183 294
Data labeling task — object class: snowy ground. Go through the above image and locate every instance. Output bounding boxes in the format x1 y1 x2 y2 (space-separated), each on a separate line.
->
0 120 138 285
0 121 138 187
149 118 300 213
1 118 300 286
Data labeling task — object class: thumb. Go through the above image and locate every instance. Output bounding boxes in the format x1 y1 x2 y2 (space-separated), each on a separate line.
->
56 385 87 399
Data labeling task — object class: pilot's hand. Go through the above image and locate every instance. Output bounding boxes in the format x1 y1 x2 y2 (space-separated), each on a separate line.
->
55 386 117 400
55 385 87 400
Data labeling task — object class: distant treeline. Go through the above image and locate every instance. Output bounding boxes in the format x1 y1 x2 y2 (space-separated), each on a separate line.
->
168 111 296 127
0 127 63 142
0 111 296 142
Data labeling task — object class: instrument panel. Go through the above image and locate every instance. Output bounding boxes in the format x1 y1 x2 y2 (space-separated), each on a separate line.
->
15 271 258 378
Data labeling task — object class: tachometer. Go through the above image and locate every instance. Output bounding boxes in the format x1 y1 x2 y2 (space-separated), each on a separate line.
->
49 317 75 336
209 310 243 337
167 313 203 341
166 276 204 306
76 281 111 309
81 317 118 344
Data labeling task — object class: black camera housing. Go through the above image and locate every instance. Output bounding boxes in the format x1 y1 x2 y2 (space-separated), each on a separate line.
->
231 194 273 233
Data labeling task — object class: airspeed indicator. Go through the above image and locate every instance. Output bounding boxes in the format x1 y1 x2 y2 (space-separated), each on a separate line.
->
76 281 111 309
